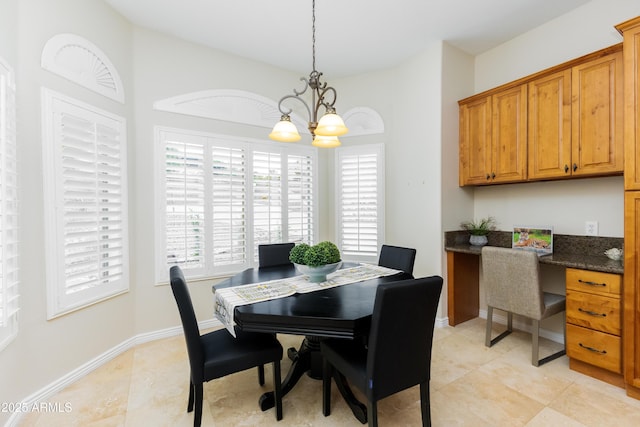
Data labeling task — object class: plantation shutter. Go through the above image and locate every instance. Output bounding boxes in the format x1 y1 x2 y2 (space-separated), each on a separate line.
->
252 151 282 259
211 143 246 269
43 89 129 318
287 153 314 245
165 137 206 275
337 145 384 260
0 61 19 349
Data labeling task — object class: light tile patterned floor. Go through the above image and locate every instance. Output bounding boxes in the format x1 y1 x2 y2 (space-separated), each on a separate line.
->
19 318 640 426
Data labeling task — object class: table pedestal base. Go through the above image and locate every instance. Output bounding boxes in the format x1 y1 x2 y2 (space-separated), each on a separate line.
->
259 335 367 422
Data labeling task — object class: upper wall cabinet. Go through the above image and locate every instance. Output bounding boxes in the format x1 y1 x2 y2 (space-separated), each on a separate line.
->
459 44 623 186
459 85 527 186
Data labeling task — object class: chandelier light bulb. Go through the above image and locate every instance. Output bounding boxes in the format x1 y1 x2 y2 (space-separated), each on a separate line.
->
312 135 341 148
269 116 302 142
315 111 348 136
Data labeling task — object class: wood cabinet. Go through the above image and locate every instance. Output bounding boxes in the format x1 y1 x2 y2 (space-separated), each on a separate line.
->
565 268 623 383
459 44 623 186
528 51 623 180
618 16 640 401
527 69 572 179
459 85 527 185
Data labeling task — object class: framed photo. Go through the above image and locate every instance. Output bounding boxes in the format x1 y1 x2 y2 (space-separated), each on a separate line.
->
512 226 553 256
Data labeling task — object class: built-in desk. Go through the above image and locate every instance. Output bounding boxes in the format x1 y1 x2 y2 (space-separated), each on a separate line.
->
444 231 624 326
445 231 625 386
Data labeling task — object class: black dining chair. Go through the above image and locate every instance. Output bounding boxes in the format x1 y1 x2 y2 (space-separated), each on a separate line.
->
321 276 443 427
170 266 284 426
258 242 296 268
378 244 417 275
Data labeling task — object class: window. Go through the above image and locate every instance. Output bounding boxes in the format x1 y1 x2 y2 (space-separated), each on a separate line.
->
0 57 18 350
336 144 385 263
156 127 317 282
42 89 129 319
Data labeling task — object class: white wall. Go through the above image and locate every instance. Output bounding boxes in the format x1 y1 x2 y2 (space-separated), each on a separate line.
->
0 0 135 422
470 0 637 237
464 0 637 333
129 26 307 333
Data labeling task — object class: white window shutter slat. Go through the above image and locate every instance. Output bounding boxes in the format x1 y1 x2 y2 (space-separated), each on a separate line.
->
43 89 129 319
0 59 19 350
336 145 384 261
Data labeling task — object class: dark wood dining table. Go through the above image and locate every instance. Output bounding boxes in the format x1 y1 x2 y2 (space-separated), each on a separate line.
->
212 262 412 420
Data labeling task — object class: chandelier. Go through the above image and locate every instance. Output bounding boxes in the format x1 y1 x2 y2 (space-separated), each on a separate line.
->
269 0 348 148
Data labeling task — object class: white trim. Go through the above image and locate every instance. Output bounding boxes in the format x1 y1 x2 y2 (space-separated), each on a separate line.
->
4 318 222 427
335 143 386 264
341 107 385 137
153 89 309 133
41 88 129 319
41 34 125 103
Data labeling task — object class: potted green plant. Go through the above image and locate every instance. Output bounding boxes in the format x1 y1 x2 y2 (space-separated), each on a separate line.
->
289 241 342 282
460 216 496 246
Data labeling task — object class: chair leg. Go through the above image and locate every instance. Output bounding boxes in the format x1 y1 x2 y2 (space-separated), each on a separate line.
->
273 360 283 421
419 381 431 427
532 319 540 367
486 307 512 347
322 357 332 416
534 312 567 366
258 364 265 385
193 383 203 427
367 400 378 427
187 379 195 412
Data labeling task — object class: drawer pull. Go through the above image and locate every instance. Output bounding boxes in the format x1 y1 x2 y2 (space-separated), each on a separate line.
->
579 342 607 354
578 279 607 287
578 307 606 317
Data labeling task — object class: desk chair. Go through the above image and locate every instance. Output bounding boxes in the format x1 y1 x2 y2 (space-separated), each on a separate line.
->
321 276 443 427
378 244 417 275
481 246 566 366
258 242 295 268
170 266 284 426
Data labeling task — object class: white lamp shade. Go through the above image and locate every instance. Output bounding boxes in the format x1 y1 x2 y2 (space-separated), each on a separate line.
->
312 135 341 148
269 119 301 142
315 112 348 136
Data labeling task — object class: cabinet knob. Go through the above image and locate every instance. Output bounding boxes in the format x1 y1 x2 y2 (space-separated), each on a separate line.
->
486 174 490 180
564 165 569 173
573 163 578 172
491 173 496 180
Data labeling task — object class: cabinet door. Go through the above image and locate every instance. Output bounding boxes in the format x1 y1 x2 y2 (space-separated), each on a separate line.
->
491 85 527 183
624 191 640 391
571 51 623 176
621 21 640 190
528 69 572 180
459 96 491 185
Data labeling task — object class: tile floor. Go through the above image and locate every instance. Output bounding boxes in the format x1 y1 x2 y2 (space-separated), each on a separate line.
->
19 318 640 426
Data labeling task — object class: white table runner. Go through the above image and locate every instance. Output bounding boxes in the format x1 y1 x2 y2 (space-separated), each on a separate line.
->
214 263 402 336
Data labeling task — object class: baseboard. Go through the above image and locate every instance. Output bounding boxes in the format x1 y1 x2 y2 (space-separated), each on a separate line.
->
5 318 222 427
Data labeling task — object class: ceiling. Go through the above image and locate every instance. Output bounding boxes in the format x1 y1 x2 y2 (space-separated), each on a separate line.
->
104 0 592 78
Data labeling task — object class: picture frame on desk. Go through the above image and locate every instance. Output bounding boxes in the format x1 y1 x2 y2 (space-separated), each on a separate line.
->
512 226 553 256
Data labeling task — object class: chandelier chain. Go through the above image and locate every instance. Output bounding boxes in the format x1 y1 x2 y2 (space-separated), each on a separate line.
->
312 0 316 72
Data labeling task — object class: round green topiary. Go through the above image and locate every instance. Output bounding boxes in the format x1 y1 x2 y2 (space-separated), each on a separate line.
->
289 243 310 264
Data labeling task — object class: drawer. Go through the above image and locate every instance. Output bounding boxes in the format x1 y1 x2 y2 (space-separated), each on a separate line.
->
566 324 621 373
566 290 621 335
565 268 621 297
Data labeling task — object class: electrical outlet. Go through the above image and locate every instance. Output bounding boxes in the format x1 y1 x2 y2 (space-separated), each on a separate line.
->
585 221 598 236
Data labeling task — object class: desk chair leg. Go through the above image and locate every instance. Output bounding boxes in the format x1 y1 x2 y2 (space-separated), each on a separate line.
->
258 365 265 385
486 307 513 347
193 383 203 427
187 379 195 412
534 313 567 366
533 319 540 367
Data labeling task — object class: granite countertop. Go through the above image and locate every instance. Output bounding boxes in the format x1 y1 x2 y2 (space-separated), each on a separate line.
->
445 231 624 275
